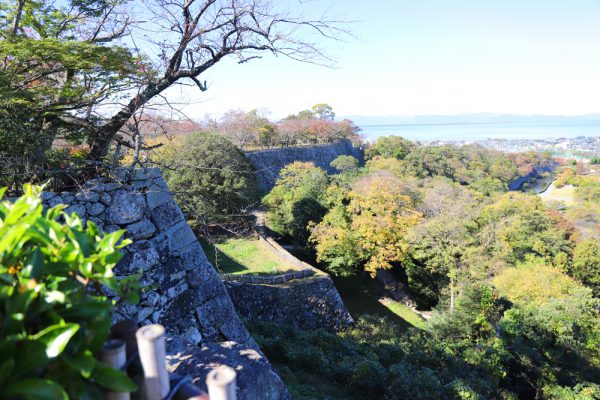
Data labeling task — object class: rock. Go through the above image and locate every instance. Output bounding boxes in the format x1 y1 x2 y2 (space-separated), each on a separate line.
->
117 302 138 320
126 219 156 240
167 280 189 299
245 139 363 193
47 195 64 208
167 340 290 400
61 193 74 204
146 184 172 209
137 307 154 322
151 220 197 256
106 190 146 224
225 276 353 331
114 251 132 276
170 271 186 282
141 291 160 307
65 204 86 219
183 327 203 345
151 310 162 323
133 167 162 181
75 191 100 203
41 191 56 201
40 169 274 391
131 245 160 272
219 318 251 344
104 224 121 234
86 202 105 216
195 295 233 333
150 199 185 228
99 192 112 205
88 216 104 231
179 242 211 271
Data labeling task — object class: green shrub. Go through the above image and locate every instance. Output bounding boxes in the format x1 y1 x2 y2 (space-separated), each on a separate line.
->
0 185 138 399
0 103 53 190
387 362 444 400
330 155 359 172
162 131 259 225
263 161 329 243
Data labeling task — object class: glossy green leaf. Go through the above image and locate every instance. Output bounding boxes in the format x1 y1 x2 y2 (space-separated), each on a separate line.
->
91 361 137 392
63 350 96 378
12 340 48 379
32 323 80 358
4 378 68 400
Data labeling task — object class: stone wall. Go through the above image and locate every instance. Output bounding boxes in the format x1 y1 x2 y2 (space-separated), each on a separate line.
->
245 139 364 192
40 168 254 346
225 276 354 331
40 167 290 398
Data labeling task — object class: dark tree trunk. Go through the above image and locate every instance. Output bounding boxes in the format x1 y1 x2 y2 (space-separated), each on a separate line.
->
88 78 172 160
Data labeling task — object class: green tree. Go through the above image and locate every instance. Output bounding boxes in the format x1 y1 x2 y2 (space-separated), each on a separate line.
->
0 0 346 162
161 131 259 224
263 162 329 243
365 136 415 160
311 103 335 121
408 179 480 309
330 155 359 172
474 192 571 266
571 240 600 296
499 287 600 395
492 262 582 307
0 102 53 190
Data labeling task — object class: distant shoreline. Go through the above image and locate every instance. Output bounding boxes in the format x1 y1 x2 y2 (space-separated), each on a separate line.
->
358 120 600 147
359 120 600 129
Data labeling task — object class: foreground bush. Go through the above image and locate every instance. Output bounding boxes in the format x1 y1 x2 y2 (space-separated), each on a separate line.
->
0 185 138 399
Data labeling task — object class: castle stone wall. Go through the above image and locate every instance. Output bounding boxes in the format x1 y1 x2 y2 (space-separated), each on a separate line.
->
245 140 364 192
225 276 354 331
41 168 254 347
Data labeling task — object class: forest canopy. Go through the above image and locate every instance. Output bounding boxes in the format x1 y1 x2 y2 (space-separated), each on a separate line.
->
261 136 600 398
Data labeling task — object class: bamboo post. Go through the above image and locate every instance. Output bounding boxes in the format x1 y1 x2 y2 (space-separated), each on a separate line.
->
206 366 237 400
136 324 170 400
111 319 139 358
102 339 130 400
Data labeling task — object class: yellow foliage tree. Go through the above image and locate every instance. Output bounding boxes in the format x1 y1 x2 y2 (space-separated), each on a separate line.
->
493 263 581 307
310 172 422 276
348 173 422 275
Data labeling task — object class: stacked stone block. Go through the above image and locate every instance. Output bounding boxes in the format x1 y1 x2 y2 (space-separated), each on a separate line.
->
40 168 253 348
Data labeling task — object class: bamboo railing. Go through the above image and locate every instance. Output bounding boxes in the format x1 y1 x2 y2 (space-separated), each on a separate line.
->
102 321 236 400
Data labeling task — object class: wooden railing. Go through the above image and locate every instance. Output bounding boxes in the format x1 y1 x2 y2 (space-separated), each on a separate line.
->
220 268 314 284
103 321 236 400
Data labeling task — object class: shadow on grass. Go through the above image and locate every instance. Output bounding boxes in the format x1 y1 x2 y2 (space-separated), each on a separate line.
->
199 239 249 274
285 246 421 331
332 274 418 332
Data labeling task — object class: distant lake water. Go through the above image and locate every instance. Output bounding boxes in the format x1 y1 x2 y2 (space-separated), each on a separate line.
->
359 121 600 142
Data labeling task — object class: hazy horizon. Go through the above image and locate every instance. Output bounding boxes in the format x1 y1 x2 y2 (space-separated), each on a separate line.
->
165 1 600 120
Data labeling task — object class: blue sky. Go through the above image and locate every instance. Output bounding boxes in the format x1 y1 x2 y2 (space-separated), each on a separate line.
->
166 0 600 120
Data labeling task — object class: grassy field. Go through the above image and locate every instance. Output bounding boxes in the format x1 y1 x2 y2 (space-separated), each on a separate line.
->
539 182 576 206
200 237 300 275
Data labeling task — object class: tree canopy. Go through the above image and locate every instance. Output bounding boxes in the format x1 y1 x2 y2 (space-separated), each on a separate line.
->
161 131 259 225
0 0 347 165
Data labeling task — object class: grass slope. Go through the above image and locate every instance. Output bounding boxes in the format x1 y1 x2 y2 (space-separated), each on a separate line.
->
200 237 299 275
